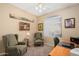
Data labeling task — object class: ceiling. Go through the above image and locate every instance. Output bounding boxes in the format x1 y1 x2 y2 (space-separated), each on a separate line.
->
11 3 77 16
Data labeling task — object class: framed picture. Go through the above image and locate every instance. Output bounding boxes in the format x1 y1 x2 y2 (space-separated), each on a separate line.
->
19 22 30 31
65 18 75 28
38 23 43 31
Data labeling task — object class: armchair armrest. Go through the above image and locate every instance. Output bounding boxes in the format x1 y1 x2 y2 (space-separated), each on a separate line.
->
17 42 25 45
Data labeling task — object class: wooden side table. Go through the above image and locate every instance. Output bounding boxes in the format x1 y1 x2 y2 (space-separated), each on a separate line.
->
24 38 30 47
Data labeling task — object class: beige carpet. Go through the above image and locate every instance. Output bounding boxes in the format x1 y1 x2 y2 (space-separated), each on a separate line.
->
24 45 52 56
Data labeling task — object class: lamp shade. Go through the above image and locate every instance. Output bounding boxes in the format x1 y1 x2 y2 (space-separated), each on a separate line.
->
26 32 30 36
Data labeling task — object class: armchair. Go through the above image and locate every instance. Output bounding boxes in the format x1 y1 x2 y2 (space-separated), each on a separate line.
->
34 32 44 46
3 34 27 56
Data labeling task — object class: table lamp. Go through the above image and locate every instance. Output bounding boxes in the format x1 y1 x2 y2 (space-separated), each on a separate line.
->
26 32 30 39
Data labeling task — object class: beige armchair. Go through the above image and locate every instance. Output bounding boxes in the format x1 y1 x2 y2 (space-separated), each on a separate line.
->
3 34 27 56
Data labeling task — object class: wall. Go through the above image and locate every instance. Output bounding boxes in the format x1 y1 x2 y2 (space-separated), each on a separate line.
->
38 4 79 42
0 3 37 52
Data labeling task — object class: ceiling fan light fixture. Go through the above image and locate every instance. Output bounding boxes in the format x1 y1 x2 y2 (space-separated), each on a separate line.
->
38 3 42 8
35 3 46 13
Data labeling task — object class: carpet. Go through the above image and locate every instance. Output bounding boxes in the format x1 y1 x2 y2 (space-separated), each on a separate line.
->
24 45 52 56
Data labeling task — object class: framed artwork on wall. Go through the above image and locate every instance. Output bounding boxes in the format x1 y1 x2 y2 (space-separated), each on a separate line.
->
38 23 43 31
65 18 75 28
19 22 30 31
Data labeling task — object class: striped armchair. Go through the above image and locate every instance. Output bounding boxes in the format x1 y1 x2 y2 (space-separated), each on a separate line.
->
3 34 27 56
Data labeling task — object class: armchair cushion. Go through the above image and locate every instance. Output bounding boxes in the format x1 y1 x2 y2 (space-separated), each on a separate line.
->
8 45 27 55
7 46 20 55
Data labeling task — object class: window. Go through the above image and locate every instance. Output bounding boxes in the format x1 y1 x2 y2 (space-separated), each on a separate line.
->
44 16 62 38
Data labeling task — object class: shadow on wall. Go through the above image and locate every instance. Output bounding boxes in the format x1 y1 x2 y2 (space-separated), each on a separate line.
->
0 39 5 52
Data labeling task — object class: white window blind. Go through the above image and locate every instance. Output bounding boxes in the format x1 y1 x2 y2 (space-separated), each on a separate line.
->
44 16 62 38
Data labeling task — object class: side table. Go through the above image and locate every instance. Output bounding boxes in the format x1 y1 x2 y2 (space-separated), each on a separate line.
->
24 38 30 47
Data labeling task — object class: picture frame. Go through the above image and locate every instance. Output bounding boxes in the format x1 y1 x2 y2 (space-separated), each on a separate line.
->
65 18 75 28
19 22 30 31
38 23 43 31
